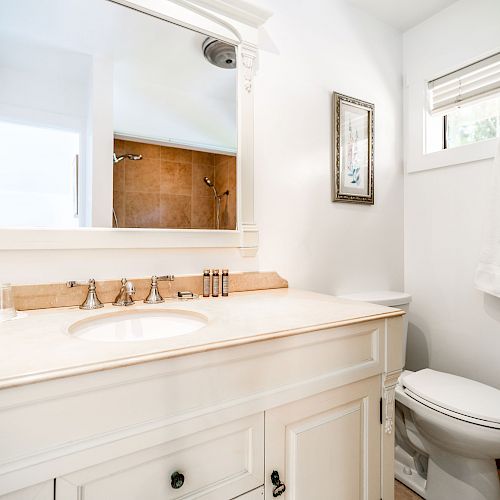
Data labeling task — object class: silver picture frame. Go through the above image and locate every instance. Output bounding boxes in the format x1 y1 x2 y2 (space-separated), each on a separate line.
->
332 92 374 205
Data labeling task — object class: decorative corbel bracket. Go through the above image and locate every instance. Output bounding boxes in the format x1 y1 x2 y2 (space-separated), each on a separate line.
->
382 370 401 435
240 43 257 94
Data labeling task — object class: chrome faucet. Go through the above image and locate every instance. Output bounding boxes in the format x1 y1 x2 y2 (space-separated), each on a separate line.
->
113 278 136 306
67 279 104 310
144 275 175 304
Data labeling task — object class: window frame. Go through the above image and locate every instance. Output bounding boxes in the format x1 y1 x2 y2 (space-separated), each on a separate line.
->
405 82 498 175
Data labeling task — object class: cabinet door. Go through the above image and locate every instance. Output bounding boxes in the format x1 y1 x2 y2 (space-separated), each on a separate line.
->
0 481 53 500
57 413 263 500
265 376 381 500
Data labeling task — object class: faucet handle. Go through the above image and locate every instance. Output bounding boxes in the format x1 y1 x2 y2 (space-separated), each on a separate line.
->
67 278 104 310
67 278 95 288
144 275 166 304
144 275 174 304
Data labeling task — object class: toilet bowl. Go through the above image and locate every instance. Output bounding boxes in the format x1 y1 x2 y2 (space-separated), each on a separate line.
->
398 369 500 500
339 291 500 500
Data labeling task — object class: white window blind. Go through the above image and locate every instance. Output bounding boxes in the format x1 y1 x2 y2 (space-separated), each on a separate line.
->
428 52 500 114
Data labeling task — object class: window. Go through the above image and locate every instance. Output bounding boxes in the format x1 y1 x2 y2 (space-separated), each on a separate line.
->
426 52 500 153
444 95 500 149
0 121 80 228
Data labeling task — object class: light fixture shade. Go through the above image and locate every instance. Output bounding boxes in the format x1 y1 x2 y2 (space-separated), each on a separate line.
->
203 38 236 69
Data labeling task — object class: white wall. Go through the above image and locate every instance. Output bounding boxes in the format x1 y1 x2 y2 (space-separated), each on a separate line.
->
255 0 404 295
404 0 500 388
0 0 404 301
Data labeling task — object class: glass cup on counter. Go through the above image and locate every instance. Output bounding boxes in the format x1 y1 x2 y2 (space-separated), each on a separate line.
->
0 283 17 321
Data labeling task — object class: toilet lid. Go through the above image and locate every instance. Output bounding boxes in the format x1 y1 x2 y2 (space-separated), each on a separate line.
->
402 369 500 426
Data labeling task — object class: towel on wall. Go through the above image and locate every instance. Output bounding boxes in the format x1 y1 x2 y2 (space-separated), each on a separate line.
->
475 138 500 297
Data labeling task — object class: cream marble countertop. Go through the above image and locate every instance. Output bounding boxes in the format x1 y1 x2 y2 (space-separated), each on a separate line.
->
0 288 404 389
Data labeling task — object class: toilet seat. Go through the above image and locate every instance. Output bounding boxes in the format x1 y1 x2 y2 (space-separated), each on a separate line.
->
401 369 500 429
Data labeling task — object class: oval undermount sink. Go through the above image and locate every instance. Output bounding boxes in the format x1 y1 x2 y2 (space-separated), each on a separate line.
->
68 309 208 342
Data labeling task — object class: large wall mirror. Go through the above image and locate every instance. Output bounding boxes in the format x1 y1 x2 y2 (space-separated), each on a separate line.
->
0 0 239 231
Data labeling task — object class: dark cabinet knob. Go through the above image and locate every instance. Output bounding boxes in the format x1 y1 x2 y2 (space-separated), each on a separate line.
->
171 471 185 489
271 470 286 497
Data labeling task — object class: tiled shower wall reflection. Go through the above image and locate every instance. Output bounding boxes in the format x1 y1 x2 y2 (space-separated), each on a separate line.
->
113 139 236 229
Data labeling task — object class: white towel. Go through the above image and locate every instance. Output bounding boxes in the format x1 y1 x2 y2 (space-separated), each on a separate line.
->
475 138 500 297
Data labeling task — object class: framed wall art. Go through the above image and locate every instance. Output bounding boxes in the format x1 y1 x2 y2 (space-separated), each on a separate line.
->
332 92 374 204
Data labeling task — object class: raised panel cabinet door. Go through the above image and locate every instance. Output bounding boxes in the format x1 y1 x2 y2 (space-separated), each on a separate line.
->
265 376 381 500
0 481 54 500
56 413 264 500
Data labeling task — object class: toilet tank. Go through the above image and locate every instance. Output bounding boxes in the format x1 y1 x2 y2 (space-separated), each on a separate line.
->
338 291 412 363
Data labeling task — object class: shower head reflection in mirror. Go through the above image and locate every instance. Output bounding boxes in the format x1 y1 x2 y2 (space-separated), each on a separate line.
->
113 153 143 164
203 177 229 230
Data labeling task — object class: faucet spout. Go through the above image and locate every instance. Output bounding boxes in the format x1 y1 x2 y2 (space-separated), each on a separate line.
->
112 278 135 306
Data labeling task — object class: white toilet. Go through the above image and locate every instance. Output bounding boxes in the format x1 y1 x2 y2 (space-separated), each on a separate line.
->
339 291 500 500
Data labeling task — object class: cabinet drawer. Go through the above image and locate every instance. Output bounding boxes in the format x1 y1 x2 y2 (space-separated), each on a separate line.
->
57 413 264 500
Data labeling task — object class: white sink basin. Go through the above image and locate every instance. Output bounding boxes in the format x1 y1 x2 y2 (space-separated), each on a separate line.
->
68 308 208 342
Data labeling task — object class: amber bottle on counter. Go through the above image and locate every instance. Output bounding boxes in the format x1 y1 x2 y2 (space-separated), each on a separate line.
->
203 269 211 297
211 269 219 297
221 269 229 296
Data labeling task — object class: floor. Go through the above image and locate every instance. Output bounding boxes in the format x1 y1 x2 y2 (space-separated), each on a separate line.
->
395 480 423 500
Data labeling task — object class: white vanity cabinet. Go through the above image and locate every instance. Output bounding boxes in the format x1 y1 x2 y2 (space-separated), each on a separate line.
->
0 316 403 500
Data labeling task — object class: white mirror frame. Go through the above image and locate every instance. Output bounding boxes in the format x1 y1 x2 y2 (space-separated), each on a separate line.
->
0 0 271 257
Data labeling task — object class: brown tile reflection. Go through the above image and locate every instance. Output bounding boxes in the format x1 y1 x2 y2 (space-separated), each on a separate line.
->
214 153 228 167
215 155 236 229
113 139 236 230
161 146 192 163
192 196 215 229
113 163 125 193
192 150 214 166
124 158 161 193
160 161 192 196
124 192 161 228
113 190 125 228
226 195 236 229
227 156 237 229
114 139 125 157
122 140 160 159
214 161 229 194
160 194 191 228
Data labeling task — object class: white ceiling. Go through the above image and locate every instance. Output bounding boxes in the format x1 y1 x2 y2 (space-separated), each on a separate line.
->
348 0 459 31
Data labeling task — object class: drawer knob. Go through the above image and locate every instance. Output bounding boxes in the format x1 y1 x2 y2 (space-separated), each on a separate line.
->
271 470 286 497
171 471 185 489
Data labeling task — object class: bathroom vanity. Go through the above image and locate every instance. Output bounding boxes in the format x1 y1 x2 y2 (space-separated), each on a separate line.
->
0 289 404 499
